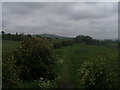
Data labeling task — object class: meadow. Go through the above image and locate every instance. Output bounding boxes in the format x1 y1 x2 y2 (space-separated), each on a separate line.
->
2 39 119 88
2 40 21 53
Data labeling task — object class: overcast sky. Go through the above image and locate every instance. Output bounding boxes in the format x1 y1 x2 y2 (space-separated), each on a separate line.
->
2 2 118 39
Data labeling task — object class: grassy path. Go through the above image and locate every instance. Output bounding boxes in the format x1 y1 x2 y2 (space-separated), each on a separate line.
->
58 46 74 88
61 47 70 81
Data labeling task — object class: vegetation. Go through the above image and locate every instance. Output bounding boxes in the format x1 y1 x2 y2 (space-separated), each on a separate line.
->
2 35 58 88
55 44 119 88
2 31 119 88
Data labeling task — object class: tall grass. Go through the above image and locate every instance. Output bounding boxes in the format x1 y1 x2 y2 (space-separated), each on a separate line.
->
55 43 119 88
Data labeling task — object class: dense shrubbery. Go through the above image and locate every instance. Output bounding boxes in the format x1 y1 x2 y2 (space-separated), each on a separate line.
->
53 35 100 49
75 35 92 44
2 51 21 88
3 36 58 88
14 37 57 81
77 57 117 88
74 35 118 46
75 35 99 45
53 35 118 49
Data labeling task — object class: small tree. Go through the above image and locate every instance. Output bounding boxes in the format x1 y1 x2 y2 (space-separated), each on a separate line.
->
75 35 84 43
83 36 93 45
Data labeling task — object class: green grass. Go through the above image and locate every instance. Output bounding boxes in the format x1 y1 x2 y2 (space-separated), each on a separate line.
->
2 40 119 88
55 43 119 88
2 40 21 53
51 39 63 43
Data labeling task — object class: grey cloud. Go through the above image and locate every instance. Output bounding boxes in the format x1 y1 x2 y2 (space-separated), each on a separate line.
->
2 2 118 40
2 2 46 15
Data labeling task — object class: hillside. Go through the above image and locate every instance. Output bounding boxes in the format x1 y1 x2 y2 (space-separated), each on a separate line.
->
40 34 73 39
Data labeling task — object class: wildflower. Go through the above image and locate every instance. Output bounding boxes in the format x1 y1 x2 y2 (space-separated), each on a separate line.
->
100 72 102 74
82 79 84 81
40 77 44 80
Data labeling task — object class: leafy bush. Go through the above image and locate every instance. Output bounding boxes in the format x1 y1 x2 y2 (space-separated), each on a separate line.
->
77 57 116 88
2 51 21 88
13 37 57 81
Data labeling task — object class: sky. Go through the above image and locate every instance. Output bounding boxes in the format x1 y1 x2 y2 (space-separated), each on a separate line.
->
2 2 118 40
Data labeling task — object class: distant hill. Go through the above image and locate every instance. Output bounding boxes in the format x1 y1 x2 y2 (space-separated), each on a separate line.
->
39 34 73 39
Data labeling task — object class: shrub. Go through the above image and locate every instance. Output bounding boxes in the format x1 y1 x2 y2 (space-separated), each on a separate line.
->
13 37 57 81
77 57 116 88
2 51 21 88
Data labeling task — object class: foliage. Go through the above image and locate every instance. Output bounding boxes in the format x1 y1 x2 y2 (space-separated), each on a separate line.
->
16 77 55 88
55 43 118 88
77 58 116 88
2 51 21 88
75 35 84 43
13 37 57 81
2 31 25 41
74 35 118 45
2 33 119 88
75 35 94 45
83 36 93 44
2 36 58 88
35 77 54 88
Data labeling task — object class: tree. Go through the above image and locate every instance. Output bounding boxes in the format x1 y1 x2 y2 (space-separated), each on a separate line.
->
83 36 93 44
75 35 84 43
75 35 93 44
1 31 5 34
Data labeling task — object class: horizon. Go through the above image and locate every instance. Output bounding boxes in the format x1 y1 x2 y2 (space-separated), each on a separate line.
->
1 31 118 40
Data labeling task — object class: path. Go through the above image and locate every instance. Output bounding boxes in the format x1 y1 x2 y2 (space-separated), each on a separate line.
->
58 47 73 88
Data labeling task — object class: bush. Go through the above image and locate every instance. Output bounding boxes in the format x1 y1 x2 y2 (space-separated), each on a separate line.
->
2 51 21 88
77 57 116 88
13 37 57 81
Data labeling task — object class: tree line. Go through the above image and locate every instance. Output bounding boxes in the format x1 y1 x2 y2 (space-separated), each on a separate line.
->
1 31 119 48
53 35 119 49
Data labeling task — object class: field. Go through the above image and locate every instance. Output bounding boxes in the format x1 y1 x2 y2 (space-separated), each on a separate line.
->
2 40 119 88
55 43 119 88
2 40 21 53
